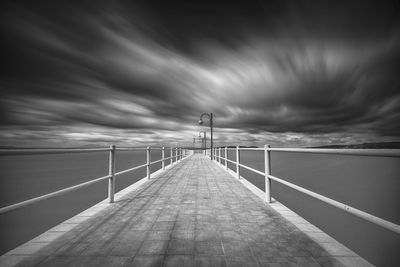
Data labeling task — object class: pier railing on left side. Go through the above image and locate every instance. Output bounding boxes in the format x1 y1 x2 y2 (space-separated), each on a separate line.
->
0 146 191 214
208 146 400 235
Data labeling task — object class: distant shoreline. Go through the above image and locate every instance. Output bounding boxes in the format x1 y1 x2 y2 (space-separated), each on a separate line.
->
212 142 400 149
309 141 400 149
1 141 400 150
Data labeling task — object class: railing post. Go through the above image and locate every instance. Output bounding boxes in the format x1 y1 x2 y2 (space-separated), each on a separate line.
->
225 147 228 169
162 147 165 170
170 147 173 165
265 144 271 203
147 146 151 179
108 145 116 203
236 146 240 179
218 148 221 164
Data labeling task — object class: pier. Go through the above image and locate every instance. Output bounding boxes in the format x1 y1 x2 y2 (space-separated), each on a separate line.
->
0 152 378 267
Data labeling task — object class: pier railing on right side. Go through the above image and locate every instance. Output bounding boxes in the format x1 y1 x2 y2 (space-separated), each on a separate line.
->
0 146 191 214
210 146 400 234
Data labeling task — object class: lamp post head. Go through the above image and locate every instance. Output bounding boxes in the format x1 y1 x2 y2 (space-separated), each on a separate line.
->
198 119 203 125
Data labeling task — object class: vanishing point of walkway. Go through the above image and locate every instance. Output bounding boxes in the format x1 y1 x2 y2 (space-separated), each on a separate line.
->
14 154 348 267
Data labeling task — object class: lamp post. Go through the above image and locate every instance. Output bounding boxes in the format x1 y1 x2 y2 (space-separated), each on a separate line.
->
199 131 206 155
198 113 213 160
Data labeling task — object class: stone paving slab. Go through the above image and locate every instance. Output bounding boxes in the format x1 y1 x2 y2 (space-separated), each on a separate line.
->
1 154 371 267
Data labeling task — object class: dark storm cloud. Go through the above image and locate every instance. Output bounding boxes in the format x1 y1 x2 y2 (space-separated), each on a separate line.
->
1 0 399 147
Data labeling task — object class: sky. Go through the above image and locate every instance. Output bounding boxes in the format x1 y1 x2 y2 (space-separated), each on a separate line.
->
1 0 400 148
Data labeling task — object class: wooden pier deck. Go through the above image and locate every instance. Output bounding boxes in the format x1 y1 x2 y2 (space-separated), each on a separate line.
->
2 154 370 267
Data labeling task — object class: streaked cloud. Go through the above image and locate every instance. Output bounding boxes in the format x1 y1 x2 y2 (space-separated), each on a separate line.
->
1 0 399 147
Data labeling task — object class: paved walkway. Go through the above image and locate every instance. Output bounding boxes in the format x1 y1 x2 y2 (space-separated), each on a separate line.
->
14 154 347 267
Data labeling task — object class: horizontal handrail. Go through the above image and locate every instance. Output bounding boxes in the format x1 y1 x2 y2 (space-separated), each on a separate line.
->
150 158 165 165
215 154 264 176
238 163 265 176
212 145 400 234
0 146 189 214
268 174 400 234
225 158 236 164
0 147 184 156
115 154 183 175
207 147 400 157
218 147 263 151
0 148 110 156
115 147 147 151
117 147 178 151
268 148 400 157
0 174 111 214
237 147 264 151
114 163 148 176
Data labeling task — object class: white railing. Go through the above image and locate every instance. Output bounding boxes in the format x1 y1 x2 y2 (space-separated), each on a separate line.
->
0 146 190 214
208 146 400 234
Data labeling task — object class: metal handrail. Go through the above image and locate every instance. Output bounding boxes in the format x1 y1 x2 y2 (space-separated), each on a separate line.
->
237 147 264 151
268 174 400 234
268 148 400 157
0 146 184 155
213 145 400 234
114 163 148 176
0 148 110 156
215 154 264 175
238 163 265 176
0 174 111 214
225 158 236 164
115 147 147 151
150 158 164 165
211 147 400 157
0 146 189 214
